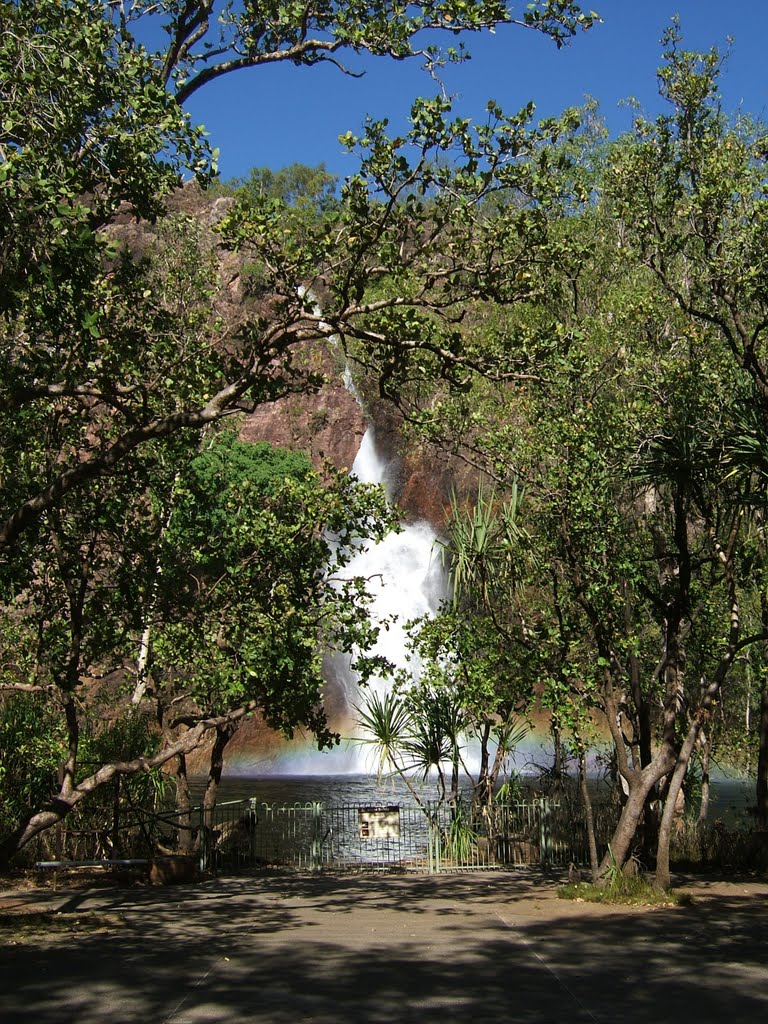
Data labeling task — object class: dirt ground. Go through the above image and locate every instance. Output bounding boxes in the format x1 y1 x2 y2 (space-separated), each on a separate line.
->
1 865 764 934
1 869 766 1023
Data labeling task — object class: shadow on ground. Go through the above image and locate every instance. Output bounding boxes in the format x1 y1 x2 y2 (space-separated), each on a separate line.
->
0 872 765 1023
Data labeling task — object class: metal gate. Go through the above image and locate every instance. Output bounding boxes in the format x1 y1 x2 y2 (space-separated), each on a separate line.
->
201 798 611 874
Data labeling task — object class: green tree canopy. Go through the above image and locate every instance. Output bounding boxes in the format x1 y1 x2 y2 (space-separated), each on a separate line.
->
0 0 598 860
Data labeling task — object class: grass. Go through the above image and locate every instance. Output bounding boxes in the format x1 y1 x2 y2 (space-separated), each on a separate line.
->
558 875 690 907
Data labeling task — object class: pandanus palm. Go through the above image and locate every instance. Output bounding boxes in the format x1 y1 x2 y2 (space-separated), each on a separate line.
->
355 687 467 808
443 479 530 616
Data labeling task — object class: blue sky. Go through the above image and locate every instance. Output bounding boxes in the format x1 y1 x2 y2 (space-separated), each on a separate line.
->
181 2 768 183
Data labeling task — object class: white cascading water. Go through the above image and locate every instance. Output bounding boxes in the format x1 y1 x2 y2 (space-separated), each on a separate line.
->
273 424 445 774
337 426 445 703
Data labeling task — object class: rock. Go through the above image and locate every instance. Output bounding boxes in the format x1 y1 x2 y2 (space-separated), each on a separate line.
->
148 856 199 885
239 350 367 474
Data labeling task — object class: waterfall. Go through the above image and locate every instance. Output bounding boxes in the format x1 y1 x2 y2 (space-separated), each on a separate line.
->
251 287 445 772
317 423 445 771
341 426 444 689
264 423 444 774
300 287 444 706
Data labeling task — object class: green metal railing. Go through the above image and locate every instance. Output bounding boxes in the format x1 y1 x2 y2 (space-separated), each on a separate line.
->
25 785 617 875
201 797 616 875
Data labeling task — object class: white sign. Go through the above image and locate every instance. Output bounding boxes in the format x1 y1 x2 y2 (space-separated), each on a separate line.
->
358 807 400 839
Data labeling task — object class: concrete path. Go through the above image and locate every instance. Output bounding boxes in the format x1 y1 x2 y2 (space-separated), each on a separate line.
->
1 871 766 1023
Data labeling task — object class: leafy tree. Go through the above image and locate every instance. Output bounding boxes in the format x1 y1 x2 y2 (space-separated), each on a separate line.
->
227 164 339 215
150 432 398 847
357 484 532 830
404 611 531 805
431 484 536 803
0 695 65 840
0 1 596 552
0 0 597 858
404 88 768 886
141 0 599 104
5 429 398 856
604 23 768 867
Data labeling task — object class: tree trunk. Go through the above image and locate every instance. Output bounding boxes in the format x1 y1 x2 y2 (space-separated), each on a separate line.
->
476 720 492 808
489 722 511 794
599 742 677 876
698 728 711 825
577 740 599 883
656 608 744 887
625 582 652 772
202 722 237 831
1 707 253 864
551 717 563 787
449 742 460 810
132 473 181 705
599 662 678 875
173 754 196 856
656 721 700 889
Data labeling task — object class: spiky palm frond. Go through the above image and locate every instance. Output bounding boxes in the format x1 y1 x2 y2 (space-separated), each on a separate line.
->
494 712 530 756
354 689 411 777
443 479 530 611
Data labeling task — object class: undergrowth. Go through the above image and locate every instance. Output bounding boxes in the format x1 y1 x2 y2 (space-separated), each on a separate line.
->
558 876 689 907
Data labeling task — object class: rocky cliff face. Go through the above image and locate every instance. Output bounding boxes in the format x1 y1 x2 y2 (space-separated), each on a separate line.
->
240 379 463 526
239 353 367 478
111 182 367 474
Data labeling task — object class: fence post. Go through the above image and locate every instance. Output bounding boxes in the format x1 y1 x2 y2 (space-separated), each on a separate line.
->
198 804 209 876
310 801 324 872
538 798 551 867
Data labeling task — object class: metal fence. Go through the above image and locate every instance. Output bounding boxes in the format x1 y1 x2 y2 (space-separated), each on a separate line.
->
28 786 764 877
202 797 617 875
25 780 618 875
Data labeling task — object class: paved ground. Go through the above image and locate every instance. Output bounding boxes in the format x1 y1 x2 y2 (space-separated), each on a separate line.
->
1 870 766 1023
